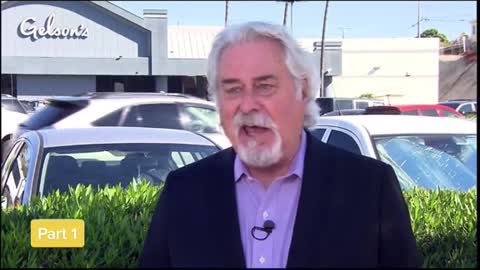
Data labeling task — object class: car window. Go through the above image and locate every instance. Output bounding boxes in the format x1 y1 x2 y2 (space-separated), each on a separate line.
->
401 110 419 115
355 101 369 109
421 109 439 117
123 104 182 129
474 103 477 112
372 102 385 107
92 108 124 126
1 141 31 207
39 143 219 196
316 98 334 115
181 105 220 133
442 110 461 118
326 130 361 155
439 102 459 110
310 128 327 141
458 104 473 114
335 100 354 110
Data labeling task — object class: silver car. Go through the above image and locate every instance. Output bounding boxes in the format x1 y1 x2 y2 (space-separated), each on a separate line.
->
1 127 221 208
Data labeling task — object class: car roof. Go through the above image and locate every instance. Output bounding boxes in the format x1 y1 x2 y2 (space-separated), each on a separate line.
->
21 127 217 148
439 100 476 104
393 104 454 109
313 115 477 135
87 96 215 106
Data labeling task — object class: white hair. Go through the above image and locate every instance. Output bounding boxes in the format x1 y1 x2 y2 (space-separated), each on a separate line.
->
206 21 320 127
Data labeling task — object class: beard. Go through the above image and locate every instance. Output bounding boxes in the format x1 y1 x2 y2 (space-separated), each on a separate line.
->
233 111 283 168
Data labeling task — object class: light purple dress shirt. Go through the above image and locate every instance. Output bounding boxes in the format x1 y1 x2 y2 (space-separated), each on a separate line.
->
234 131 307 268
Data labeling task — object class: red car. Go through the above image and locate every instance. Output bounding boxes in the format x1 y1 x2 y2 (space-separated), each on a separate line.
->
367 104 465 118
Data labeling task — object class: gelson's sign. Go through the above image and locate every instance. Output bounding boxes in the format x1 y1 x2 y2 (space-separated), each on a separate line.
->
19 14 88 40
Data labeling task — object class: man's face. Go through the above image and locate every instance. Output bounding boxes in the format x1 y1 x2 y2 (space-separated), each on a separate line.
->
217 38 306 167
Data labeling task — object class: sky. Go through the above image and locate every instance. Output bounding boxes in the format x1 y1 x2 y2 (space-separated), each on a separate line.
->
111 1 476 41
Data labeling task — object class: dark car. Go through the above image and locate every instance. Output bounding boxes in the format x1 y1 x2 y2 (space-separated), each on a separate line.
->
323 105 465 118
315 97 385 115
439 99 477 116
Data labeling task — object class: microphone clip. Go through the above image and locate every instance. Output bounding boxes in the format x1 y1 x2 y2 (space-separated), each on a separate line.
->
251 220 275 241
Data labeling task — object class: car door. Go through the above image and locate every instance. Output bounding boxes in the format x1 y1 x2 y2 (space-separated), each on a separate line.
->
1 139 37 207
310 125 376 158
325 129 363 155
420 109 440 117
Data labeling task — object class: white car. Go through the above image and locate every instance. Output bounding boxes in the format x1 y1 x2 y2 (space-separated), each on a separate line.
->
1 107 29 162
1 107 28 142
310 115 477 191
1 127 222 208
16 92 230 148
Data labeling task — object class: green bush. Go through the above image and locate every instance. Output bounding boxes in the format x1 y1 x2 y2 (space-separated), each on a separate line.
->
1 182 477 268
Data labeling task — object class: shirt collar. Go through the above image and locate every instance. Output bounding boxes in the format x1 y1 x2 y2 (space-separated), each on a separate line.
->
234 130 307 182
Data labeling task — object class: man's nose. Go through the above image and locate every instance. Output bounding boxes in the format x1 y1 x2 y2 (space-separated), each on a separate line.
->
238 91 260 114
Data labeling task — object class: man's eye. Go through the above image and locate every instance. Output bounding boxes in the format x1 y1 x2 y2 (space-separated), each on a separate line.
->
257 84 276 95
259 84 274 90
225 87 241 94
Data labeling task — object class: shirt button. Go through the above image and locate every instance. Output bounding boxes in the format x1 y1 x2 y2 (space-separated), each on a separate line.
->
259 256 266 264
262 211 269 219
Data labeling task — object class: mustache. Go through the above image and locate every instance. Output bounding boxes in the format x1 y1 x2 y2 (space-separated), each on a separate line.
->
233 112 277 129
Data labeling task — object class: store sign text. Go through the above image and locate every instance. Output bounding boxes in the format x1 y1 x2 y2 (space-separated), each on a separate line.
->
19 14 88 40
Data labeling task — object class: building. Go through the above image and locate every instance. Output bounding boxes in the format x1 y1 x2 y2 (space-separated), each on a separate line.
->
1 1 439 105
1 0 218 98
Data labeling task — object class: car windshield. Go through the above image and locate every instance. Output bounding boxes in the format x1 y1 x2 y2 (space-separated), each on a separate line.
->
374 134 477 192
39 143 219 197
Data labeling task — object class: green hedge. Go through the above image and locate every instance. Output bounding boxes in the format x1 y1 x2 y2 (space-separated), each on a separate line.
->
1 181 477 268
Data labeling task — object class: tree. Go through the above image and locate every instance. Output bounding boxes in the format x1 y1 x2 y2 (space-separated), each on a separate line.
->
359 93 375 99
420 28 449 43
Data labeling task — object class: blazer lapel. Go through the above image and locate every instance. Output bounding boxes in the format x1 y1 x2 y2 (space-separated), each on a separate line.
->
287 131 335 267
204 148 246 267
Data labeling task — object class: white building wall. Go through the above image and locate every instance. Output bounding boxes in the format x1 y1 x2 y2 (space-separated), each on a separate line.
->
331 38 439 105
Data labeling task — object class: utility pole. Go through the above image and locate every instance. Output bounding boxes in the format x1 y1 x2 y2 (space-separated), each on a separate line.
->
417 0 421 38
283 1 289 26
225 1 229 27
290 1 294 32
319 0 329 97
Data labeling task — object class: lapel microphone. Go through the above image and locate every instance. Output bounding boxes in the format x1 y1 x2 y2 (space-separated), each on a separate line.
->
250 220 275 241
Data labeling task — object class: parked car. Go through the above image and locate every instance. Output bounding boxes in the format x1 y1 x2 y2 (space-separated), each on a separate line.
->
439 99 477 116
322 104 464 118
1 127 222 208
392 104 465 118
310 115 476 192
12 92 230 150
315 97 385 115
1 107 29 162
18 92 222 133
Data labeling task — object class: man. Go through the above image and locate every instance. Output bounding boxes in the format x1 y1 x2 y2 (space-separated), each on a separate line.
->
140 21 421 268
